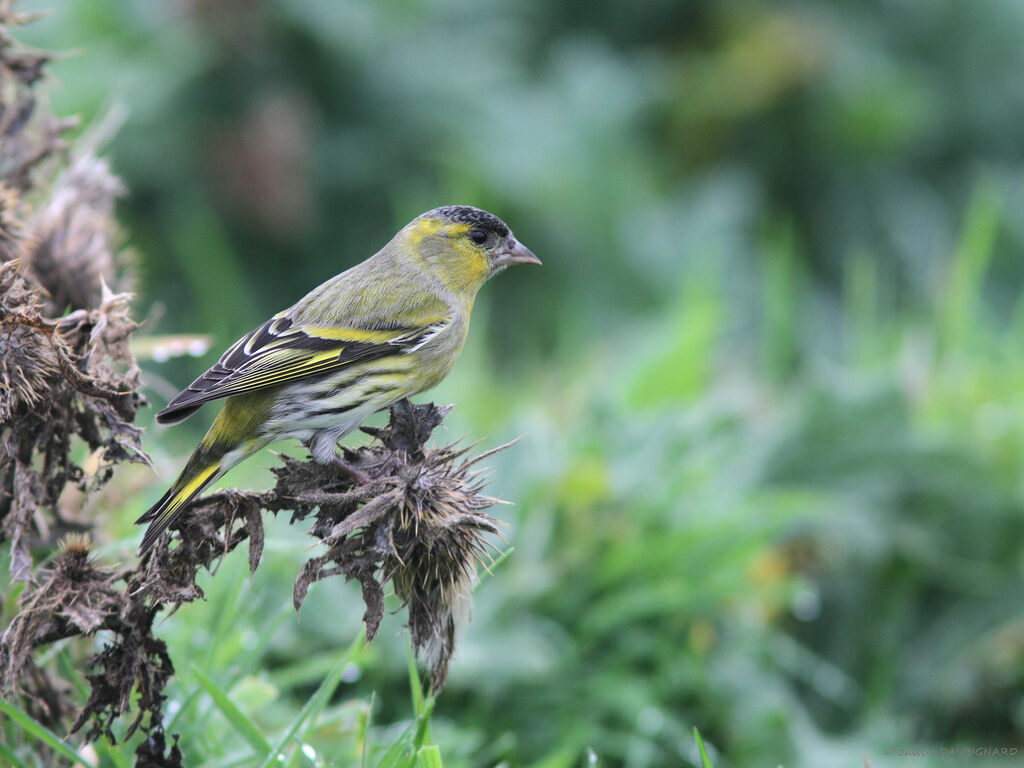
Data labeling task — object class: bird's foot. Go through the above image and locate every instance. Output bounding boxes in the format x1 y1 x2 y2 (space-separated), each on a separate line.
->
372 452 399 476
333 455 370 484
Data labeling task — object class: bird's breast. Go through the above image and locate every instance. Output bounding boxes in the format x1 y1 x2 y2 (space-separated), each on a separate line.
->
404 311 470 393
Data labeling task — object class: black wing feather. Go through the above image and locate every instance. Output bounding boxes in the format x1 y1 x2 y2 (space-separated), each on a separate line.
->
155 315 434 424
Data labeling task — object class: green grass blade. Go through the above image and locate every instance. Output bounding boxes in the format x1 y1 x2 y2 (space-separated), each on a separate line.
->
943 181 1002 347
166 688 201 733
373 697 437 768
258 628 365 768
190 663 272 757
475 547 514 587
58 647 89 701
411 697 436 752
285 631 364 768
405 641 437 751
372 721 416 768
203 560 249 672
0 699 93 766
760 221 800 380
360 692 376 768
416 745 443 768
693 727 714 768
407 641 424 716
269 650 349 691
96 739 132 768
228 605 294 684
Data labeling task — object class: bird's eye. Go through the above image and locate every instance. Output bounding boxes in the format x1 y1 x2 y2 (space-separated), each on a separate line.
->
468 228 488 246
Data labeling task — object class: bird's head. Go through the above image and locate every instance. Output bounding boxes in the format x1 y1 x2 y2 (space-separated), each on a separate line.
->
402 205 540 297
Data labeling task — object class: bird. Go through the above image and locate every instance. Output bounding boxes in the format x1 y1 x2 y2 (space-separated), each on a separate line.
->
137 205 540 553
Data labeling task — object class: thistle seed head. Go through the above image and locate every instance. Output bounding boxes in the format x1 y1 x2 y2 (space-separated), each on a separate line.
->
26 154 126 315
0 261 59 420
56 533 97 582
274 400 507 691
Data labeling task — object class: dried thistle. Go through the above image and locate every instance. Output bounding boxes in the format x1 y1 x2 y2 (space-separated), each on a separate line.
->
69 598 174 744
0 18 157 758
0 182 26 260
3 298 508 751
0 534 120 706
25 153 128 315
1 262 149 581
288 400 506 690
131 488 265 605
0 533 175 747
0 4 75 194
141 400 508 692
0 260 60 420
0 252 160 751
0 3 146 582
0 534 118 666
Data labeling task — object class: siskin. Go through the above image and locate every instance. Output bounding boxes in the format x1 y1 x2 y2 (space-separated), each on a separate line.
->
138 206 539 552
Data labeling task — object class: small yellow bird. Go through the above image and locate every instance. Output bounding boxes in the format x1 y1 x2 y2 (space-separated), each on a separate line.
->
138 206 539 552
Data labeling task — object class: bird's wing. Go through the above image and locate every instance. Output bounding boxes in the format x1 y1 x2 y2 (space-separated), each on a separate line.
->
155 314 442 424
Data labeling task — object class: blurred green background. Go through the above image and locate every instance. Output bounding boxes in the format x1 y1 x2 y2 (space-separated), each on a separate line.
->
15 0 1024 766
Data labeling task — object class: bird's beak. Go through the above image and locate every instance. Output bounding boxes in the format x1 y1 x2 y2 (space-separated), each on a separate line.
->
494 239 541 268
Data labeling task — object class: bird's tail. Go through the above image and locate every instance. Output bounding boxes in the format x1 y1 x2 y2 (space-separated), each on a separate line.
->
137 451 226 553
139 393 273 553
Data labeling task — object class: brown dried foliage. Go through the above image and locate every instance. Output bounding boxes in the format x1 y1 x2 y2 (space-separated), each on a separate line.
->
1 536 173 744
2 397 505 760
136 400 506 692
0 0 146 586
279 400 504 691
0 261 148 583
0 5 178 762
0 3 74 198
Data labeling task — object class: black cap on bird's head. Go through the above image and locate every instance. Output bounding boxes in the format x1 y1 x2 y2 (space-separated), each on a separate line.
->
424 205 541 270
434 205 510 237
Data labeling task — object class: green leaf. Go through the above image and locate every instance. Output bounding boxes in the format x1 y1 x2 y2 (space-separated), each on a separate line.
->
0 699 94 767
626 271 722 408
258 629 364 768
416 745 443 768
190 663 272 757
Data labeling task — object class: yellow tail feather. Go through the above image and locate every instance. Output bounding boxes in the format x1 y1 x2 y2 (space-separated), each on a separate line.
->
138 462 220 553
